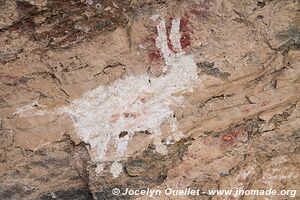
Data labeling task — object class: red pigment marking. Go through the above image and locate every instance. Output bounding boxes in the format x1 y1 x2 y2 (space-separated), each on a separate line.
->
167 41 176 53
180 32 192 48
222 134 235 143
179 16 192 49
146 15 193 62
180 16 189 31
221 128 245 145
141 28 161 63
165 17 177 53
149 48 162 62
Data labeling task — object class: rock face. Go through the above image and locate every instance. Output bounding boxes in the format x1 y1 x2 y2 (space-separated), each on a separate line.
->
0 0 299 200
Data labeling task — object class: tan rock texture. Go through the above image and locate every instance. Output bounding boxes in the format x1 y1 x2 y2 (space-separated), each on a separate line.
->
0 0 299 199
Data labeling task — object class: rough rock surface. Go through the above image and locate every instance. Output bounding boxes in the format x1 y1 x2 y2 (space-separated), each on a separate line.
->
0 0 299 199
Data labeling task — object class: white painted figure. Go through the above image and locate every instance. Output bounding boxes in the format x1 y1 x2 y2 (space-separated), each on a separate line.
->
60 17 199 178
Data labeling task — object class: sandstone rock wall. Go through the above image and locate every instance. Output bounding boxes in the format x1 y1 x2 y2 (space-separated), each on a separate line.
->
0 0 299 199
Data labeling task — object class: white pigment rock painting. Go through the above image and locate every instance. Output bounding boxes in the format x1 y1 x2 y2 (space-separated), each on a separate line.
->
59 17 200 178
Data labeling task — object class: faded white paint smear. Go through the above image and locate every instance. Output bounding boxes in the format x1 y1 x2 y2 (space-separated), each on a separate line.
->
13 101 47 117
59 18 199 178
